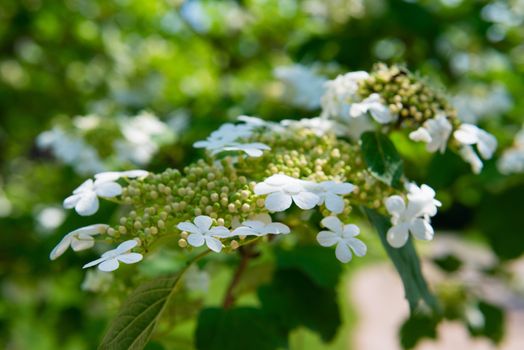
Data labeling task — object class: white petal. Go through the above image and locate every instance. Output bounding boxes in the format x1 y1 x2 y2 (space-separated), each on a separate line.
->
265 192 292 212
177 222 201 234
63 194 81 209
70 237 95 251
409 218 434 241
342 224 360 238
477 131 497 159
254 182 277 195
94 172 121 182
205 236 223 253
116 239 138 253
117 253 143 264
75 192 99 216
409 127 431 143
231 226 259 236
320 216 343 233
83 257 107 269
322 181 355 195
263 223 290 235
387 224 410 248
209 226 232 238
292 191 319 210
265 174 294 186
73 179 94 194
49 235 72 260
346 238 367 257
369 104 394 124
316 231 339 247
187 233 205 247
325 193 344 214
335 242 353 263
95 181 122 197
385 196 406 216
98 258 120 272
194 215 213 231
454 125 478 145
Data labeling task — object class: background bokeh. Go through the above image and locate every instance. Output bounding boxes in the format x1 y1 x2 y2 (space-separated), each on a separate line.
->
1 0 523 349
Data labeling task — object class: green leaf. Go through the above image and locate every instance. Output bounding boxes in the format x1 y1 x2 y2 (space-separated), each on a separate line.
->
360 131 404 187
258 269 341 342
98 274 184 350
275 245 343 288
400 312 439 349
365 208 439 314
195 307 288 350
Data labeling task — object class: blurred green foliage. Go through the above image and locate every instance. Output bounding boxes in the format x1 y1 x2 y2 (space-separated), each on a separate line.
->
1 0 524 349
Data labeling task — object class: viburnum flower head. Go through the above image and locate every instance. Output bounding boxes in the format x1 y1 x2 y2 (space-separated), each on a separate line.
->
316 216 367 263
177 215 231 253
385 183 441 248
254 174 320 212
49 224 108 260
63 178 122 216
231 213 290 236
83 240 143 272
409 114 452 153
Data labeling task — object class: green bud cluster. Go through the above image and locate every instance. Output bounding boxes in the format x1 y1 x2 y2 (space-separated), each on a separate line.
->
107 126 398 251
358 63 458 127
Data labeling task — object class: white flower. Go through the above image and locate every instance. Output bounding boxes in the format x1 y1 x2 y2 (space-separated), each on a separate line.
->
454 124 497 159
83 240 143 272
254 174 320 212
409 114 453 153
63 178 122 216
321 71 369 119
454 124 497 173
310 181 355 214
316 216 367 263
349 93 396 124
94 169 149 182
49 224 108 260
384 183 441 248
231 213 290 236
212 142 271 157
176 215 231 252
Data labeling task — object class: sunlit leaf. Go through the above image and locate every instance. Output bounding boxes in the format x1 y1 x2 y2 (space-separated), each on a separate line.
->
360 131 403 187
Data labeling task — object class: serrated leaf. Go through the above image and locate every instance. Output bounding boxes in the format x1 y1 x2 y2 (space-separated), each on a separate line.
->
360 131 403 187
258 269 341 342
98 274 183 350
195 307 288 350
275 245 343 288
365 208 439 314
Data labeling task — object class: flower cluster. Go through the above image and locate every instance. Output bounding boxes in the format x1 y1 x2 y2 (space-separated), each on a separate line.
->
51 63 494 273
51 115 410 269
320 64 497 173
